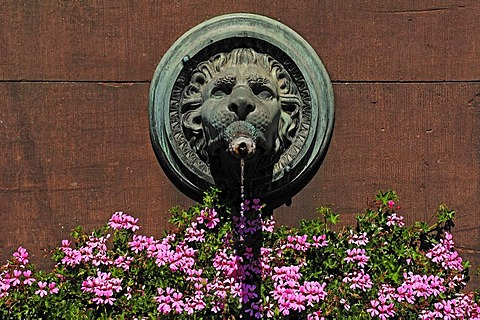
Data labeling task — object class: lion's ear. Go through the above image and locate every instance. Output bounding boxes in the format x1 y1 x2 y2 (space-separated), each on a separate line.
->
277 97 302 153
286 114 300 140
181 109 203 134
276 70 289 92
181 108 207 160
280 97 301 117
182 72 205 98
280 111 298 141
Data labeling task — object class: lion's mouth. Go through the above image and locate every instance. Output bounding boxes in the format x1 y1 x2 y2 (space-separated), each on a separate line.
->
208 120 268 159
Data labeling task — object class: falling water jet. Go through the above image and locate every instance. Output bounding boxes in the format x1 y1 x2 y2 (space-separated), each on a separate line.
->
224 122 263 319
240 158 245 203
224 120 258 208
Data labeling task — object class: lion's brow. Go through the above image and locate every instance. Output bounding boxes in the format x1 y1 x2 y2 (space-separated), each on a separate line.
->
246 76 270 86
214 75 236 87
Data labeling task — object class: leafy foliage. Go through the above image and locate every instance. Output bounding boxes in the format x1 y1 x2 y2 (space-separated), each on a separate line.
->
0 189 479 319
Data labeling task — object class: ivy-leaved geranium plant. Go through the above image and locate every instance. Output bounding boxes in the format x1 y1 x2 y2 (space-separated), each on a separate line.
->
0 189 479 319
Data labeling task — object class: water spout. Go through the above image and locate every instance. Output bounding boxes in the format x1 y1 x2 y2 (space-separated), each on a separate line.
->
229 136 256 159
224 121 259 159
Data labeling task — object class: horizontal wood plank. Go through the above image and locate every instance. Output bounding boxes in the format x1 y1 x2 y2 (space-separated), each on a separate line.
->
0 0 479 82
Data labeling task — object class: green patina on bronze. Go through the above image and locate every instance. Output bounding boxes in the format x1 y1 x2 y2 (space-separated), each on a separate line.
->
149 13 334 208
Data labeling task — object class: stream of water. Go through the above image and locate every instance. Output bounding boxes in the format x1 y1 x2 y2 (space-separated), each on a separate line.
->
240 158 245 213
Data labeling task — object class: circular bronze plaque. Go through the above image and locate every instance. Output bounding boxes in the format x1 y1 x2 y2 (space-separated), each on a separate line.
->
149 13 334 207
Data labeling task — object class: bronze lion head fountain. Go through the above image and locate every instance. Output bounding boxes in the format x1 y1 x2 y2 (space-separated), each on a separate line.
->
149 14 334 208
180 48 303 200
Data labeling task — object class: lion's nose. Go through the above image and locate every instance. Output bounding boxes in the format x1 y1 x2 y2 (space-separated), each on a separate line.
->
228 86 255 120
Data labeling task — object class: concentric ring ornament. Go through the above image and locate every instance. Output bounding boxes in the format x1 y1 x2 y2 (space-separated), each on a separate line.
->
149 13 334 208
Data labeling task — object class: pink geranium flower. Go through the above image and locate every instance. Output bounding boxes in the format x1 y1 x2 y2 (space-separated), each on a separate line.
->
35 281 48 297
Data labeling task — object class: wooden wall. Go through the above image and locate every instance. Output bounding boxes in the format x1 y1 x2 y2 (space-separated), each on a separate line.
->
1 1 479 289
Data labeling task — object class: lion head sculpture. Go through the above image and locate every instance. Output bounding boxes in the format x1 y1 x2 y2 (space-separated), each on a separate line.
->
179 48 304 197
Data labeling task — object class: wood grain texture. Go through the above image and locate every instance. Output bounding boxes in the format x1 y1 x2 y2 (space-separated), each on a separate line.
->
0 82 191 269
0 0 479 82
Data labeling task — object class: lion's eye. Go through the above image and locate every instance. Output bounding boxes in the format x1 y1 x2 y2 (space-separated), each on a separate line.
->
211 86 231 98
250 82 274 100
257 89 273 100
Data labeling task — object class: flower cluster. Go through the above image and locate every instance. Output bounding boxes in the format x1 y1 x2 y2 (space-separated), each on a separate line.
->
60 233 116 268
1 247 34 298
426 232 464 271
81 271 122 305
0 190 479 319
366 273 448 319
108 211 140 231
420 293 480 319
343 269 373 291
344 247 370 267
0 246 59 304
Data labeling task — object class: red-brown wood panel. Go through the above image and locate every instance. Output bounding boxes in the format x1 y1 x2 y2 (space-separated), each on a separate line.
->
0 82 191 269
0 0 479 82
1 82 479 290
